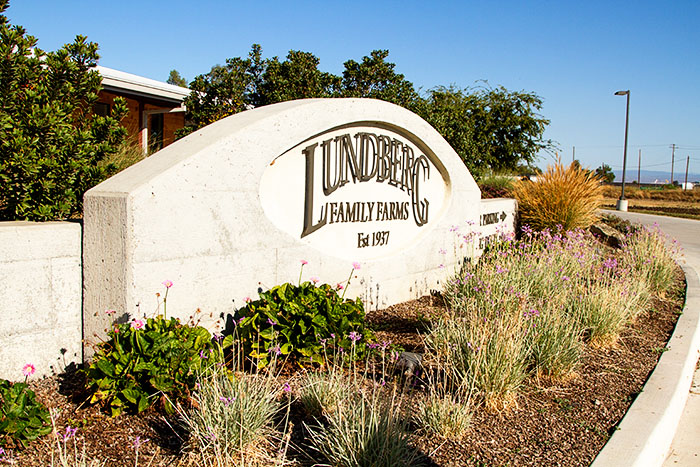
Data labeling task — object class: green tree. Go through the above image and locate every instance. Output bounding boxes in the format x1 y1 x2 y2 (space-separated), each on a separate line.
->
595 163 615 183
177 45 267 138
177 45 553 177
0 0 127 221
338 49 421 110
258 50 339 105
418 84 553 175
178 46 421 136
166 69 187 87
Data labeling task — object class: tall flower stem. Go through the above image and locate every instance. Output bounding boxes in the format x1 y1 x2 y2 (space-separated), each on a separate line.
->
340 262 361 301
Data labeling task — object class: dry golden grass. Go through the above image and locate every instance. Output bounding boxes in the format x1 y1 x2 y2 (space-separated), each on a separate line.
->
99 137 146 175
512 161 603 230
601 185 700 201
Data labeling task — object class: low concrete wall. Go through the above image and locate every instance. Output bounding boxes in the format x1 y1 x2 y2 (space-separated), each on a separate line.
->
0 221 82 381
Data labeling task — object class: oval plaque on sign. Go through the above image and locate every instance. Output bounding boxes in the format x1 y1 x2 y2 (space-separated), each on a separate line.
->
260 123 450 260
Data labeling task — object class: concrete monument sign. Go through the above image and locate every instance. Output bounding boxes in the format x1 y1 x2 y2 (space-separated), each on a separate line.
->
260 124 448 260
83 98 482 350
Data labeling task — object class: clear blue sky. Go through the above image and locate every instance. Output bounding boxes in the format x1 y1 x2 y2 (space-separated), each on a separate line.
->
6 0 700 180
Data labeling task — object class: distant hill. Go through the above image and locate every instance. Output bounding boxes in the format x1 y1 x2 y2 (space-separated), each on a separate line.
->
612 169 700 184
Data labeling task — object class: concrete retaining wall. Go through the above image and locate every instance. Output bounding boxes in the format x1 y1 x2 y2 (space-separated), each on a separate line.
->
0 221 82 381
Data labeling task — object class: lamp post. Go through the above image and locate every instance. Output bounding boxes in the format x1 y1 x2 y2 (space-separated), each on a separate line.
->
614 90 630 211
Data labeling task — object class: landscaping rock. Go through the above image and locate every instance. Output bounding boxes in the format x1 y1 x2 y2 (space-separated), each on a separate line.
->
590 222 625 248
397 351 423 379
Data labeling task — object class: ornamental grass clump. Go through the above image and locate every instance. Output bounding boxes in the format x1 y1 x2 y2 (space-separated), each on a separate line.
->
179 367 287 466
305 388 422 467
413 372 473 439
512 161 603 230
620 223 680 296
49 410 105 467
426 297 530 408
299 369 350 419
431 222 678 407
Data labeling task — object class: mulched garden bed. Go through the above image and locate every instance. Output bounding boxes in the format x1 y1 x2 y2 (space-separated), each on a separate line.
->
7 269 685 467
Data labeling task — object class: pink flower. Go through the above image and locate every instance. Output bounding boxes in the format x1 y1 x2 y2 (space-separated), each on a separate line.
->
219 396 236 406
244 296 252 304
130 319 145 330
132 436 149 450
282 382 291 393
336 283 344 290
62 426 77 441
300 259 308 265
22 363 35 377
352 262 361 270
310 276 319 284
162 280 173 288
105 309 116 315
348 331 362 342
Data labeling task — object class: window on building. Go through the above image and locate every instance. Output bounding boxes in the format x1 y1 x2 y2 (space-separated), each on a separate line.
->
149 113 164 153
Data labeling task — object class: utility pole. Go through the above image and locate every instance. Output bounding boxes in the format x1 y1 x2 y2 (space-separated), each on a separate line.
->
671 144 676 184
685 156 690 190
638 149 641 184
572 146 575 163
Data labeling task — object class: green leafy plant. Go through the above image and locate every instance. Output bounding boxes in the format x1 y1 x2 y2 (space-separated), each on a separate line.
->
233 276 373 368
0 379 51 448
0 0 127 221
85 315 220 417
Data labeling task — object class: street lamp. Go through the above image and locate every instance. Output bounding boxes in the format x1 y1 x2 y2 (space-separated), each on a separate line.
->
614 90 630 211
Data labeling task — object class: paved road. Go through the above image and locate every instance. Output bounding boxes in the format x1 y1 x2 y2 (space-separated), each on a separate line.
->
602 210 700 466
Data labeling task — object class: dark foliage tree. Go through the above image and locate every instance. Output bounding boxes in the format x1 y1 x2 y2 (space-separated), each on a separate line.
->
595 163 615 183
257 50 339 105
166 69 187 87
176 45 267 138
337 49 421 110
177 45 553 175
0 0 127 221
418 84 553 176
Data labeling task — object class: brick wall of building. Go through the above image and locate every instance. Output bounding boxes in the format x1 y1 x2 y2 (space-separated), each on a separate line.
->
97 91 185 150
97 91 141 143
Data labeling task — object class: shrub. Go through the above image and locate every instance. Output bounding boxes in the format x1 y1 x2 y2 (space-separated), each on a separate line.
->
0 379 51 448
0 1 127 221
234 279 373 368
511 161 603 230
85 315 220 417
478 173 515 199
